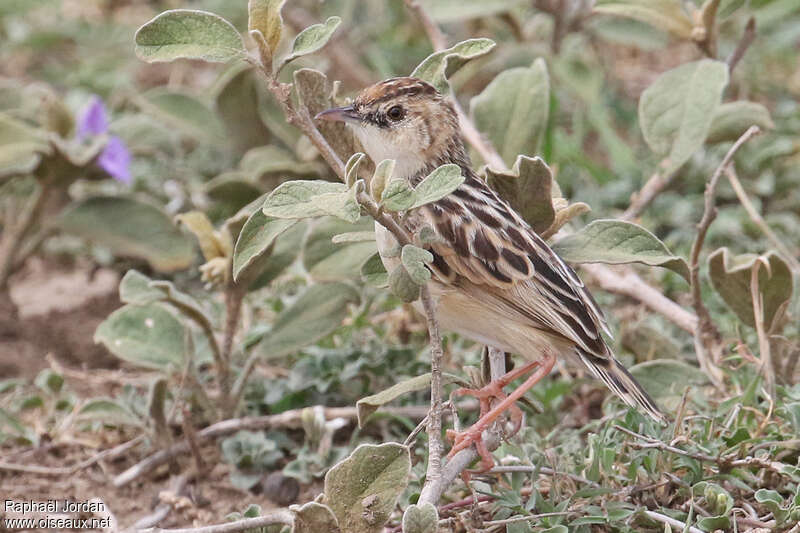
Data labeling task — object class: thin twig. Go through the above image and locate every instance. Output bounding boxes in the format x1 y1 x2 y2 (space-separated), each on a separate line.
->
420 286 445 488
482 511 572 527
136 509 295 533
112 405 430 487
402 0 447 51
689 125 761 387
643 510 704 533
489 465 600 487
620 166 678 221
725 166 800 272
727 17 756 74
750 260 774 395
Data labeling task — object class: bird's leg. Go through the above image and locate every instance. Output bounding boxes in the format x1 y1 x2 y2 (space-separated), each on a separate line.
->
447 353 557 471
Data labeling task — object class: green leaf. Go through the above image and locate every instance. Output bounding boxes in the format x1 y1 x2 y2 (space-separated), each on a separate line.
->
0 407 39 446
400 245 433 285
357 374 433 427
708 248 793 330
410 164 465 209
755 489 790 524
401 503 438 533
303 217 377 281
388 265 420 303
138 88 226 143
411 38 496 93
134 9 245 63
552 219 690 281
0 112 50 177
248 0 286 56
263 180 361 223
369 158 394 202
484 155 556 233
281 17 342 67
331 231 375 244
205 174 263 223
250 219 307 289
119 270 162 304
639 59 729 173
344 152 366 188
214 64 272 153
360 253 388 288
294 69 356 163
240 145 323 181
324 443 411 533
628 360 708 411
257 283 360 359
292 501 341 533
76 398 141 427
470 59 550 166
233 209 299 284
61 196 194 272
594 0 693 39
381 180 415 212
94 303 187 370
706 101 774 144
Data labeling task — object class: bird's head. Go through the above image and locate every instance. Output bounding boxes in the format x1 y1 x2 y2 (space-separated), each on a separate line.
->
316 77 467 180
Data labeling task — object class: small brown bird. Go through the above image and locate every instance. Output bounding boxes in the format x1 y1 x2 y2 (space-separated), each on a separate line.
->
317 77 665 466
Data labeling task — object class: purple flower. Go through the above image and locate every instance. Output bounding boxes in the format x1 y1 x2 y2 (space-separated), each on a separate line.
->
77 95 109 139
98 136 132 184
76 95 132 184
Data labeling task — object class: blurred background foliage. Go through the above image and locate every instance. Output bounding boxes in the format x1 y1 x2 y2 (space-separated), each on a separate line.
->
1 0 799 531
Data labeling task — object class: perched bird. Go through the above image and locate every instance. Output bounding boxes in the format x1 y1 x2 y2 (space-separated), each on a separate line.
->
317 77 666 466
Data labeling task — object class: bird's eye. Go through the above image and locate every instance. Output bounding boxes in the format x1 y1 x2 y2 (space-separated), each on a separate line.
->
387 105 404 121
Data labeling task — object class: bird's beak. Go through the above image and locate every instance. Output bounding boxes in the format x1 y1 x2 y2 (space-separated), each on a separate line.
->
314 105 361 124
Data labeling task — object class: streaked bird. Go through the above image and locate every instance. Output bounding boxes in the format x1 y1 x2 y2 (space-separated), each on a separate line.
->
317 77 666 467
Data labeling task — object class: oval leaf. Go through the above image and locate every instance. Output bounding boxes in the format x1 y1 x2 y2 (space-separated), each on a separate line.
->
61 196 194 272
411 38 496 93
94 303 187 370
357 373 432 427
292 501 341 533
470 59 550 166
263 180 360 223
639 59 729 173
552 219 690 281
138 88 226 143
361 253 389 288
135 9 245 63
281 16 341 66
248 0 286 56
402 503 439 533
706 101 774 144
303 217 377 281
484 155 555 233
708 248 793 330
400 245 433 285
257 282 360 359
233 208 299 283
410 164 465 209
324 443 411 533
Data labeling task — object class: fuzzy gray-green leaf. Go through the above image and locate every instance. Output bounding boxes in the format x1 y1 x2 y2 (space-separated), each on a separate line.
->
389 265 420 303
410 164 464 209
233 209 299 283
263 180 360 223
324 443 411 533
708 248 793 330
471 59 550 166
402 503 439 533
361 254 388 288
552 219 690 281
411 38 496 93
257 282 359 359
484 155 555 233
292 501 341 533
381 179 415 211
594 0 693 39
135 9 245 63
357 374 432 428
281 16 341 66
400 245 433 285
61 196 194 272
94 303 187 371
639 59 729 173
706 101 774 144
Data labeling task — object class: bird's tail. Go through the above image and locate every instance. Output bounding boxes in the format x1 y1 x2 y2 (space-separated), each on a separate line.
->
576 348 668 425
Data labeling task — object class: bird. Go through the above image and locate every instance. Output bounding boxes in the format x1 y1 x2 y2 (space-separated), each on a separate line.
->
316 76 666 468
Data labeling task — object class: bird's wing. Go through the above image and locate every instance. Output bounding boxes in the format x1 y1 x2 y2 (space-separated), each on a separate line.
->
421 173 610 357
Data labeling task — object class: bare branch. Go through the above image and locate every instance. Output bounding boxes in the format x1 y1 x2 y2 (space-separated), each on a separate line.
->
725 166 800 272
403 0 448 51
727 17 756 74
136 509 295 533
643 510 705 533
419 287 446 489
620 165 678 222
689 126 762 387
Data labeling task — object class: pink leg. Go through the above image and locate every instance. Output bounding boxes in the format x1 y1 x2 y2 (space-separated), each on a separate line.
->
447 354 557 470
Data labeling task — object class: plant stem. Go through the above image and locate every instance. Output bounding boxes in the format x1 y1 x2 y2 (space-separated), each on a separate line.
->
419 286 444 487
0 178 51 291
137 509 295 533
621 164 677 221
750 261 774 396
689 126 761 388
725 166 800 272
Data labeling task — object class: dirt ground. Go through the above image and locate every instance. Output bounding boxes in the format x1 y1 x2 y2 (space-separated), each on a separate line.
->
0 261 301 530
